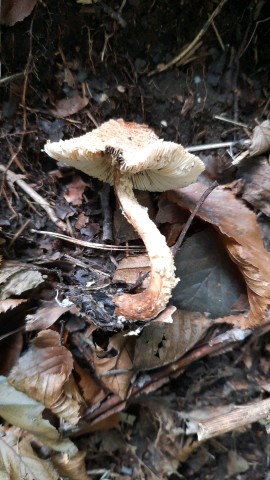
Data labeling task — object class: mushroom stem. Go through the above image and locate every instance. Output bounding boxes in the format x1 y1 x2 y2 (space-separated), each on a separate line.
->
113 170 179 320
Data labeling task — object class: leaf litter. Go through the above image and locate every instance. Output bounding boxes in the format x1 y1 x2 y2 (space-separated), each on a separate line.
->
1 0 270 478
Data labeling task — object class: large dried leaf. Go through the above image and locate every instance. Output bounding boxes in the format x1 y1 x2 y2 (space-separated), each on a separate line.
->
172 228 245 316
134 310 212 370
0 0 37 26
249 120 270 157
0 261 44 300
8 330 81 425
0 376 77 454
0 428 58 480
93 333 135 399
167 183 270 326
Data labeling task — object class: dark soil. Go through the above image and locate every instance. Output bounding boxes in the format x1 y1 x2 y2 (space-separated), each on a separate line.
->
1 0 270 478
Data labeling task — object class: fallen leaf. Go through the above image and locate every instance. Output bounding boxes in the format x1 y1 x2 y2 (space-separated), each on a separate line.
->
8 330 82 425
0 0 37 26
172 228 245 317
93 333 135 399
0 298 27 314
26 299 78 331
167 183 270 326
134 310 212 370
0 377 77 454
0 261 44 300
51 95 89 118
0 333 23 375
113 254 150 288
0 428 59 480
237 157 270 216
64 175 88 206
249 120 270 157
74 362 106 405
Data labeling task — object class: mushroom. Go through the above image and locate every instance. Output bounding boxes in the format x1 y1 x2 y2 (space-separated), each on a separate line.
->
44 119 204 321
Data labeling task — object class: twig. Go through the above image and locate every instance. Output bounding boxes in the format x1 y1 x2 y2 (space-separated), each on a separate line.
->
214 115 248 129
172 181 218 256
197 397 270 441
31 229 145 252
186 139 251 153
0 165 67 231
0 73 24 85
7 219 31 250
148 0 228 76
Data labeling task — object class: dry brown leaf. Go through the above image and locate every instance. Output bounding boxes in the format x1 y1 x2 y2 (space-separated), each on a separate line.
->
0 0 37 26
26 299 78 331
93 333 135 399
113 254 150 288
0 260 44 300
0 428 59 480
238 157 270 217
167 183 270 327
0 376 78 454
0 298 27 314
52 451 88 480
0 332 23 375
8 330 81 425
134 310 212 370
63 175 88 206
51 95 89 118
249 120 270 157
74 362 107 405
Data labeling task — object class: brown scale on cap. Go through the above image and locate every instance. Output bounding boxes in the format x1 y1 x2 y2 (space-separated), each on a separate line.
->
45 119 205 321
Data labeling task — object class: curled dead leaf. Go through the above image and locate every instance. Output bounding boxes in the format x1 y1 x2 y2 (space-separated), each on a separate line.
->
8 330 82 425
249 120 270 157
0 0 37 26
167 183 270 327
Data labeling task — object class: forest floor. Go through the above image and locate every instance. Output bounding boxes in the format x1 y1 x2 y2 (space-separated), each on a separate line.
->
1 1 270 479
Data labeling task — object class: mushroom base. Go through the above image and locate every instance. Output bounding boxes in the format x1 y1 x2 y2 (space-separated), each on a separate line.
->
113 171 179 321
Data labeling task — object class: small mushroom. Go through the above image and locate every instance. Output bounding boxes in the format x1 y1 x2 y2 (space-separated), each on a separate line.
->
44 119 204 321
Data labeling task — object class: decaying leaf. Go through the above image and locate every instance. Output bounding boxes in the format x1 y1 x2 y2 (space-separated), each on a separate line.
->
249 120 270 157
237 157 270 217
0 261 44 300
172 228 245 317
93 333 135 399
134 310 212 370
0 376 77 454
167 183 270 326
0 428 58 480
113 254 150 288
0 298 27 314
8 330 82 425
74 362 107 405
63 175 88 206
26 299 78 331
0 0 37 26
51 95 89 118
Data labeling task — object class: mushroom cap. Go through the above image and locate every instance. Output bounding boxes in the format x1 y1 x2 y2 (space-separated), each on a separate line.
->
44 119 204 191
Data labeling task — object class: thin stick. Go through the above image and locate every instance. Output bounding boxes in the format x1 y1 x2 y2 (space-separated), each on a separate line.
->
214 115 248 128
31 229 145 252
0 165 67 231
172 181 218 256
148 0 228 76
186 139 250 153
197 397 270 441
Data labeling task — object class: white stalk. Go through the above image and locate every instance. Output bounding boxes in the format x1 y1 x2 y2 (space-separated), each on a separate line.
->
113 171 179 320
